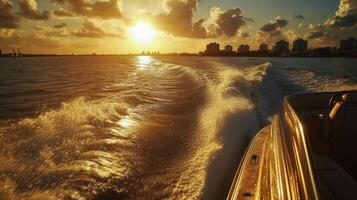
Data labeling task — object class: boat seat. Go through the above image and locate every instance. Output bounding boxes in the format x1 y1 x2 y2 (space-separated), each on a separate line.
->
298 109 331 155
329 93 357 179
313 153 357 199
309 111 331 155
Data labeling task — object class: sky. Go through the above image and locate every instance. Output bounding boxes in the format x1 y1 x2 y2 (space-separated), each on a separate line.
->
0 0 356 54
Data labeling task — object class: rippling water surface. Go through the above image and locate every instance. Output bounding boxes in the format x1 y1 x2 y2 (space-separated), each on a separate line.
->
1 56 357 200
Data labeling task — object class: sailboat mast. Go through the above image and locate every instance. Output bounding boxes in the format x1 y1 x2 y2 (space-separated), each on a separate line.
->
12 48 17 58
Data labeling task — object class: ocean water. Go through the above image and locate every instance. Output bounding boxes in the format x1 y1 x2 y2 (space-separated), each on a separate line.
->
0 56 357 200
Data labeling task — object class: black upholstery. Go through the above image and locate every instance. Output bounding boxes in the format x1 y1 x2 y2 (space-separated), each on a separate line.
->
302 93 357 179
329 99 357 179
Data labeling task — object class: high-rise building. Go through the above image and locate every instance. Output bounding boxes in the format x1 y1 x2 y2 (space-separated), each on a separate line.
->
238 44 250 53
225 45 233 53
259 43 268 51
340 37 357 51
274 40 289 52
206 42 220 54
293 39 308 52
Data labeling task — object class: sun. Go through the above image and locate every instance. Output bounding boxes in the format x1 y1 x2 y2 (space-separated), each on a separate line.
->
129 22 156 43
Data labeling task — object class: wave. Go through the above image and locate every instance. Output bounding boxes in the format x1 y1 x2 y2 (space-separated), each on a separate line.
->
1 56 356 200
0 57 210 200
0 97 134 199
165 61 272 199
283 68 357 92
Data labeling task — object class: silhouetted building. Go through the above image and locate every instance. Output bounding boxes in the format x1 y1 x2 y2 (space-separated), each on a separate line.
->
225 45 233 53
274 40 289 53
238 44 250 53
259 43 268 51
340 37 357 51
310 47 332 57
206 42 220 54
293 38 308 52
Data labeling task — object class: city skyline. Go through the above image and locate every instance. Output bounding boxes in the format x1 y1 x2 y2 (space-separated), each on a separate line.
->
201 37 356 57
204 37 356 52
0 0 356 54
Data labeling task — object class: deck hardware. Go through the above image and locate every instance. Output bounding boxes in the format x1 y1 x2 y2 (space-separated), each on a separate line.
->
242 192 254 197
250 154 259 165
318 113 323 119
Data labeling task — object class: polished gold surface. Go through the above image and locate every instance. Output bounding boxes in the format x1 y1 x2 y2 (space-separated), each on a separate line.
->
227 96 321 200
226 126 270 200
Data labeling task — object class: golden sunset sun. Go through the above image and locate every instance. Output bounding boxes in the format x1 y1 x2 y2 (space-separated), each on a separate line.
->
129 22 157 44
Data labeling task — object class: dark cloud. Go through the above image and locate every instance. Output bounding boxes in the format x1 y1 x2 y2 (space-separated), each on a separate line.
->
258 17 288 40
260 17 288 32
214 8 246 37
53 8 74 17
269 30 282 37
295 14 305 20
306 31 325 39
328 14 357 27
303 0 357 47
0 0 20 28
72 20 123 38
18 0 50 20
51 0 123 19
54 22 66 29
152 0 207 38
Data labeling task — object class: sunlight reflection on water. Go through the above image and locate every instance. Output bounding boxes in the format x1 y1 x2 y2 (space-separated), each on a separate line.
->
118 117 135 128
136 56 153 70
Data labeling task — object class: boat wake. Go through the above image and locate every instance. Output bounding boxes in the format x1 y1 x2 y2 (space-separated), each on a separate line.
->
1 56 357 200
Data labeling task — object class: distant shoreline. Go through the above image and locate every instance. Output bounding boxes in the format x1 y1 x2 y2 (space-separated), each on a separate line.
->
0 54 356 58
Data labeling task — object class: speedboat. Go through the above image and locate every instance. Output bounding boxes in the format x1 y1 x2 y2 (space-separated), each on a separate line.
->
227 91 357 200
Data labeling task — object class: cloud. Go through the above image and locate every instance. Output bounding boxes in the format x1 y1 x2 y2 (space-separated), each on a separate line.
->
295 14 305 20
205 7 247 37
0 31 61 49
303 23 339 47
151 0 207 38
18 0 50 20
257 16 288 42
239 31 250 38
304 0 357 47
260 17 288 32
336 0 357 16
54 22 66 29
53 8 74 17
0 0 20 28
304 23 330 41
151 0 249 39
72 20 124 38
35 24 69 37
325 0 357 28
306 31 325 39
284 29 300 41
327 14 357 27
51 0 123 19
